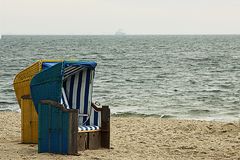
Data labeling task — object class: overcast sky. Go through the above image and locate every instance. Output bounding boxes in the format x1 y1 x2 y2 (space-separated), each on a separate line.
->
1 0 240 35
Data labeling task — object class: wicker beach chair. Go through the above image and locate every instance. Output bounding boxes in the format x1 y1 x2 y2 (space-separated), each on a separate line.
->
30 61 110 155
13 60 60 143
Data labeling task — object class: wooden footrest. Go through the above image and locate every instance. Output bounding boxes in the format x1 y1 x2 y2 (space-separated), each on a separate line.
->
77 131 101 151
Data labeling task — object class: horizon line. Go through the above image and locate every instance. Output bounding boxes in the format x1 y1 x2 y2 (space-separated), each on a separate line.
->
1 33 240 36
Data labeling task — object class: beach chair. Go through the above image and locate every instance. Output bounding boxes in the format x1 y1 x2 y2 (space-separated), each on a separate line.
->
30 61 110 155
13 60 60 143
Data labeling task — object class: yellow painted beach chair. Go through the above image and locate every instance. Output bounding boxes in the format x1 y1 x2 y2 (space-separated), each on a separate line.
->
13 60 61 143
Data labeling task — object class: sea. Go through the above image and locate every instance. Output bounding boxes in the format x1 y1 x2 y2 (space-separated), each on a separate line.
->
0 35 240 121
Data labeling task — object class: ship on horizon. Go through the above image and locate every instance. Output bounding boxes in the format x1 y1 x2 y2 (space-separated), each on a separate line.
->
115 29 126 36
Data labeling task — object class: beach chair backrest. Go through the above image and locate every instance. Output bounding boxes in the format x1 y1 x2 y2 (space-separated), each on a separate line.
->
61 66 100 126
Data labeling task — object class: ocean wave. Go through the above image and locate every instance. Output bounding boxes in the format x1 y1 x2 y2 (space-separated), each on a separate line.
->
112 112 175 118
1 88 14 93
0 101 16 105
188 109 211 115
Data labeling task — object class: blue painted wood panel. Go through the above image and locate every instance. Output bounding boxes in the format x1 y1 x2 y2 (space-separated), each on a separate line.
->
38 103 70 154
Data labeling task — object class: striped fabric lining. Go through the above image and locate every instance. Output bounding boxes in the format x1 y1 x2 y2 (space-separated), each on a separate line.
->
61 87 70 109
78 125 100 131
61 67 101 127
63 66 85 80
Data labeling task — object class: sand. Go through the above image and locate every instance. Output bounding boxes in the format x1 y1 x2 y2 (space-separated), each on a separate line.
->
0 112 240 160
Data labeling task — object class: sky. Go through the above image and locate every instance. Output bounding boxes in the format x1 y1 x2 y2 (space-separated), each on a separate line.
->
1 0 240 35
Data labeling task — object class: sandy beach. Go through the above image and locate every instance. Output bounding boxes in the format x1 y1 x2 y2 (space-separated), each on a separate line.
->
0 112 240 160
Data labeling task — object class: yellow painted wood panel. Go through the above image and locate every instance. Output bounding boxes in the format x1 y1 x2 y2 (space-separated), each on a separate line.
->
21 98 38 143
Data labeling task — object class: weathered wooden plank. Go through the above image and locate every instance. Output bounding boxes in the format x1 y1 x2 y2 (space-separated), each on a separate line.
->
101 105 110 149
88 131 101 150
68 111 78 155
71 111 78 153
77 132 87 151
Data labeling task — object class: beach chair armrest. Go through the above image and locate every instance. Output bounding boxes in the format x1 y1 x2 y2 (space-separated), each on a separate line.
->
21 95 31 99
91 102 103 112
40 100 78 112
91 102 110 112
